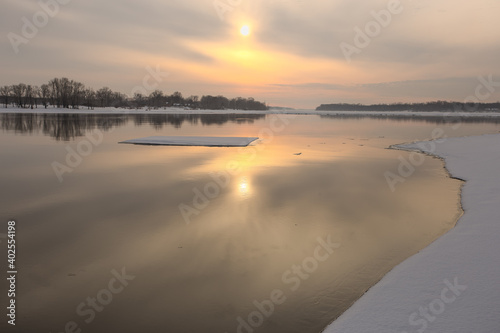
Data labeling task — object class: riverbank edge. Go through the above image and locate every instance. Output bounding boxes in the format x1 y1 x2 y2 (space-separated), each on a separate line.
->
323 133 500 333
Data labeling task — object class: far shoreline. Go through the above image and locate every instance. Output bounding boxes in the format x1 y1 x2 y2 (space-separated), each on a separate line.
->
2 107 500 118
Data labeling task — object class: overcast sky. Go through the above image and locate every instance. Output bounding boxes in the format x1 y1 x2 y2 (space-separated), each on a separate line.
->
1 0 500 108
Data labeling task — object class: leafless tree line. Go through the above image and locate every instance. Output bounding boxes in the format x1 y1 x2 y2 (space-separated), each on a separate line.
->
1 78 127 110
132 90 268 110
316 101 500 112
1 78 268 111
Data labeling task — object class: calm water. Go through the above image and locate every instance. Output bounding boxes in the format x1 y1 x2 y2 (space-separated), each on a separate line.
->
1 113 499 333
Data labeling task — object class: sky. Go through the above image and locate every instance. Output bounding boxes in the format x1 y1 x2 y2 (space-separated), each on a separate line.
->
1 0 500 109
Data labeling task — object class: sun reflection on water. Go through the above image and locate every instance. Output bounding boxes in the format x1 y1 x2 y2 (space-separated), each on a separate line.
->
238 177 251 198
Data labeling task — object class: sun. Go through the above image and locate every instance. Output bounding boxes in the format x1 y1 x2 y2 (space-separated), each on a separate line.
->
240 25 251 36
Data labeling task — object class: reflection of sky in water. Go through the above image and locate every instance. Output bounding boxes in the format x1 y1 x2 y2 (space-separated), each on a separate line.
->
0 114 499 333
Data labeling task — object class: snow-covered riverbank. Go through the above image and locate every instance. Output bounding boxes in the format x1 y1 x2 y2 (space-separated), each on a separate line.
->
2 107 500 118
323 133 500 333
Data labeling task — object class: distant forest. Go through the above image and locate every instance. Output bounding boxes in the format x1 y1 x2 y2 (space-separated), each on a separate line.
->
317 101 500 112
0 77 268 111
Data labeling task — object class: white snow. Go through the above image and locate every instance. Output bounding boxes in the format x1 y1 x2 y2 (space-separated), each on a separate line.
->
119 136 259 147
323 133 500 333
2 106 500 118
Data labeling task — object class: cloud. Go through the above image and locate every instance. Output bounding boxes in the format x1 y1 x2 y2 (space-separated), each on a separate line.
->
270 76 500 106
1 0 499 108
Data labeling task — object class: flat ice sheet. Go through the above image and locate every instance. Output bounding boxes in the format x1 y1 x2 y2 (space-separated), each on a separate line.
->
119 136 259 147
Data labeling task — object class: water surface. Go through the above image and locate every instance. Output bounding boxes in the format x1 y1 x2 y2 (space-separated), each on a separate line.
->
1 113 499 333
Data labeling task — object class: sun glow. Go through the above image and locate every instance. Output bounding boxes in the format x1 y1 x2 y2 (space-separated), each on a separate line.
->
240 25 251 36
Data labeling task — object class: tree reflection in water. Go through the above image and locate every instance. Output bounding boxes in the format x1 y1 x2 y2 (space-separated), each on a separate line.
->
0 113 266 141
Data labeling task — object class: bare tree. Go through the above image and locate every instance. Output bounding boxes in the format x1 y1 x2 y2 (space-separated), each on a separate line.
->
32 86 41 108
96 87 113 107
170 91 184 105
49 78 61 107
48 77 75 108
40 84 51 108
0 86 11 108
185 95 199 109
25 85 34 109
70 81 85 109
11 84 27 108
83 88 96 109
59 78 73 108
149 90 164 108
133 92 146 108
110 92 127 108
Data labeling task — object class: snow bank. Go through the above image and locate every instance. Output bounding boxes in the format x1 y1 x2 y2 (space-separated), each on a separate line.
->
323 134 500 333
119 136 259 147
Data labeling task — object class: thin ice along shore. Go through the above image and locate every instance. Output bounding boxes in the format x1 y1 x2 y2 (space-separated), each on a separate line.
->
323 133 500 333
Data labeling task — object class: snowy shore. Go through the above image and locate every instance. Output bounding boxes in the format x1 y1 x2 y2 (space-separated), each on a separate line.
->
2 107 500 118
323 133 500 333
